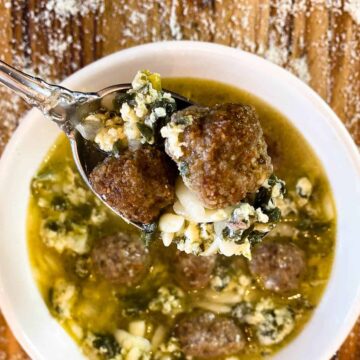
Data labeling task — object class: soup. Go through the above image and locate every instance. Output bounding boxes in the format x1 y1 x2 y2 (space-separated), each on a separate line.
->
27 78 336 359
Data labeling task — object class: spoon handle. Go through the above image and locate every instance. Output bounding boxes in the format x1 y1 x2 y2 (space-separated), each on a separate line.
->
0 60 98 133
0 60 56 109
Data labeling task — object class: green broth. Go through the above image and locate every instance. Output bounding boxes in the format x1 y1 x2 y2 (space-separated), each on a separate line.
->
27 78 336 359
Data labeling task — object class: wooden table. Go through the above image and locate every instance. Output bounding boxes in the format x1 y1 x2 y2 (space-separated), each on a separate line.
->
0 1 359 359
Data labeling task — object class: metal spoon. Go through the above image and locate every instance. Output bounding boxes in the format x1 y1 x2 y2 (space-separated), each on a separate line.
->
0 60 192 229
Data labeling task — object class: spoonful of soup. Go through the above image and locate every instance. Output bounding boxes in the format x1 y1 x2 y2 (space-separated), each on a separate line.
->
0 62 285 257
0 62 190 230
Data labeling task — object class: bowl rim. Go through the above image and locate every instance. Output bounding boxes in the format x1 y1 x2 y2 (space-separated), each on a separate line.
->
0 40 359 360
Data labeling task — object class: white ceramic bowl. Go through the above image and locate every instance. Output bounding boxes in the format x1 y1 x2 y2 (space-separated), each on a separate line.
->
0 41 359 360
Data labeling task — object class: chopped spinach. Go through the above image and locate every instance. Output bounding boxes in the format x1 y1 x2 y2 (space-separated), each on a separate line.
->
266 207 282 222
267 175 285 193
112 139 127 156
247 230 267 245
150 98 177 116
76 204 93 220
151 98 178 144
222 225 268 246
267 174 278 186
222 226 232 239
222 225 266 246
254 187 272 208
120 289 156 317
136 122 154 143
221 226 245 244
240 226 254 241
92 333 121 359
113 92 136 110
51 196 67 211
45 220 61 232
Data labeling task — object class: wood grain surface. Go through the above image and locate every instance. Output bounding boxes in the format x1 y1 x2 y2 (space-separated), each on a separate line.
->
0 0 359 359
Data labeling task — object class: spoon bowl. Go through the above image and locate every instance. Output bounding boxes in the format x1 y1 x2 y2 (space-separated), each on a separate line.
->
69 84 192 229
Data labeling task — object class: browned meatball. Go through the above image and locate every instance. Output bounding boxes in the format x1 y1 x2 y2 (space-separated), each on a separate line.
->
174 251 216 290
91 232 150 285
249 242 306 293
89 146 175 224
166 104 272 209
176 312 245 358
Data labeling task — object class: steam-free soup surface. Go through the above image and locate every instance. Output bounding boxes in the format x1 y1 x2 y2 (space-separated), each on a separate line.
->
28 78 335 360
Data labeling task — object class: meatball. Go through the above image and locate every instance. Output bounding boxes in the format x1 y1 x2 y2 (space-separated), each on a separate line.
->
176 312 245 358
89 146 175 224
174 251 216 290
165 104 272 209
248 242 306 293
91 232 150 285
